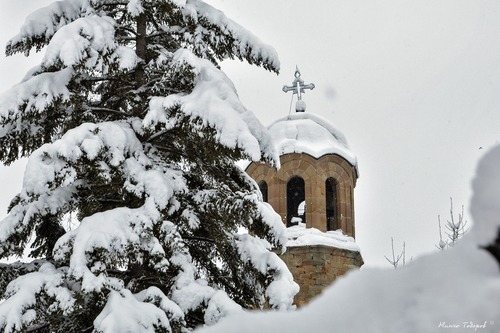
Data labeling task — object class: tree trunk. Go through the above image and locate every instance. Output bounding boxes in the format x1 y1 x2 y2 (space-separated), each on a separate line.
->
133 13 147 117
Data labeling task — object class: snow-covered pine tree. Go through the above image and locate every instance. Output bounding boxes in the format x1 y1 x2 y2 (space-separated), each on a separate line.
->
0 1 298 332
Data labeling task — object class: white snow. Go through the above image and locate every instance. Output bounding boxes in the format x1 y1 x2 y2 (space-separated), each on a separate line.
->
6 0 84 53
268 112 357 167
470 145 500 247
0 121 185 261
252 199 289 248
7 0 280 74
0 263 75 333
42 15 137 70
286 225 360 252
0 67 72 119
94 289 170 333
181 0 280 72
144 48 279 166
54 205 160 292
195 145 500 333
235 233 299 310
134 287 184 322
164 223 246 323
238 112 358 171
127 0 145 17
203 290 243 326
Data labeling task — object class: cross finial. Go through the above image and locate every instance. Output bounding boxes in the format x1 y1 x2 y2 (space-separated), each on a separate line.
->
282 66 315 112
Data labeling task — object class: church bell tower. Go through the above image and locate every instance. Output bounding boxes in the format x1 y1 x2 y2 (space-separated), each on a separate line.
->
245 69 363 306
246 68 358 236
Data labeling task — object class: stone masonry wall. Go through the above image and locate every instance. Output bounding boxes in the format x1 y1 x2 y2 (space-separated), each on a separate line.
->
280 245 363 307
246 153 358 237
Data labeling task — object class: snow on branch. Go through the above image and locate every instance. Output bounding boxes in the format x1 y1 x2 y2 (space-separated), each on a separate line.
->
235 234 299 310
164 222 244 325
0 68 72 119
6 0 85 56
0 263 74 333
94 289 171 333
181 0 280 73
41 15 137 70
144 49 279 165
53 206 163 292
0 121 184 259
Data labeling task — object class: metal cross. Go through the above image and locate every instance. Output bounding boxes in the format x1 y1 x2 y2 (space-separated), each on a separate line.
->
282 67 315 100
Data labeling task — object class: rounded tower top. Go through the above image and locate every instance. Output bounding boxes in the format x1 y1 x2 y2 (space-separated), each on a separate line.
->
245 70 359 238
268 112 358 170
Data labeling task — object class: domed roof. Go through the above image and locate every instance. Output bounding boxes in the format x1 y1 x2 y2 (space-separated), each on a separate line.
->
268 112 357 167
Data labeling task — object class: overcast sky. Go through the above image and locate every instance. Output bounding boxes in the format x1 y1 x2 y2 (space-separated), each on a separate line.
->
1 0 499 267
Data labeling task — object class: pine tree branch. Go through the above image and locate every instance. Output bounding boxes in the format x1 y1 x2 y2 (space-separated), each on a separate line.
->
146 32 169 40
27 322 49 332
94 1 129 10
84 106 129 116
184 236 216 244
147 129 170 142
116 25 138 37
80 76 124 83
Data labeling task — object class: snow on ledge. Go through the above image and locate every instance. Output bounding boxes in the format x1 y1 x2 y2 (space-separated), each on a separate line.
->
286 225 360 252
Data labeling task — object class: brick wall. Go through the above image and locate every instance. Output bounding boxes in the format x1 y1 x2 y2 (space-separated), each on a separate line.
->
280 245 363 307
246 153 358 236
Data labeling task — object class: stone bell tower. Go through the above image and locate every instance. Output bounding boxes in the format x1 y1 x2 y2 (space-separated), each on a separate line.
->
245 69 363 306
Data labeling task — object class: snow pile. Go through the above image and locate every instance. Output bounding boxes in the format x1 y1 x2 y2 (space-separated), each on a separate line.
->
470 145 500 247
268 113 357 167
195 145 500 333
286 225 360 252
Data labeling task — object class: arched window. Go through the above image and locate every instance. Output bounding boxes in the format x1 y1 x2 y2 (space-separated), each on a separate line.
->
287 176 305 227
258 180 268 203
326 178 338 231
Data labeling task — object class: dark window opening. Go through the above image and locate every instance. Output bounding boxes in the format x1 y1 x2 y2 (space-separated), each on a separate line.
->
258 181 268 203
326 178 338 231
287 176 305 227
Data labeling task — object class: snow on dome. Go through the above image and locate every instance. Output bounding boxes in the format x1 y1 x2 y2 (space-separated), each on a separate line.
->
286 225 360 252
268 112 357 167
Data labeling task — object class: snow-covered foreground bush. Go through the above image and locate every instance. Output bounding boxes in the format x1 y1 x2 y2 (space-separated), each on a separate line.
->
196 145 500 333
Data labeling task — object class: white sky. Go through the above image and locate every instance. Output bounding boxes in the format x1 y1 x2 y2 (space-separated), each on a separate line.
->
1 0 500 267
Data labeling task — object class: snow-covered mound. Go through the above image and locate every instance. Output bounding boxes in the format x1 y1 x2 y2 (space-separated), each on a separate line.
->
286 225 360 252
196 145 500 333
268 113 357 167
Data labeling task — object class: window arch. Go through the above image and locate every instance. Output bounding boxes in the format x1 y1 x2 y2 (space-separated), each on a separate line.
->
258 180 268 203
287 176 305 227
326 177 338 231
